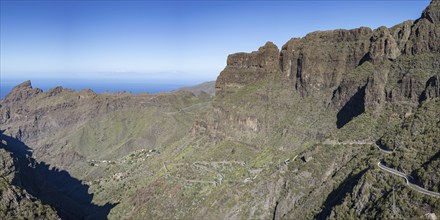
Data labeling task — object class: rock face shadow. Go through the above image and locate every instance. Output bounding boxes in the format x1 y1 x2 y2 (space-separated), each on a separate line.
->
336 85 366 129
418 75 438 103
0 133 116 220
315 169 368 220
375 140 392 152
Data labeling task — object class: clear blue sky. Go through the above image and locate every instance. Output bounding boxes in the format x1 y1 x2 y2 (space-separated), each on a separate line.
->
0 0 431 82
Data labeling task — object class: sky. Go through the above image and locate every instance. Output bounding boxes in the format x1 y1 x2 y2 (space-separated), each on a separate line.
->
0 0 432 84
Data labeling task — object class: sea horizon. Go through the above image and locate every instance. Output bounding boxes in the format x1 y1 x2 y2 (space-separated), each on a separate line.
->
0 78 214 99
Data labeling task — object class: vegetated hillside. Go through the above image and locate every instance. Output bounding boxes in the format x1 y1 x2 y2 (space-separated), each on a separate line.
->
0 142 59 219
0 81 212 219
0 80 211 175
177 81 216 96
380 98 440 192
0 0 439 219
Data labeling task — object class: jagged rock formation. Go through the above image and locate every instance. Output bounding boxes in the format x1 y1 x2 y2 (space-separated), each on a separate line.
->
0 1 439 220
0 80 212 219
420 72 440 101
212 0 440 131
0 80 208 167
216 42 280 97
2 80 43 104
191 1 440 219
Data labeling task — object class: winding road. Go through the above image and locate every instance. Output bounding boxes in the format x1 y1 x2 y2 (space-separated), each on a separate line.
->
376 146 440 198
376 144 393 154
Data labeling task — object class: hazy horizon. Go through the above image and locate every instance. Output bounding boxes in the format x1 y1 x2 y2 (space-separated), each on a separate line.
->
1 1 439 219
0 77 214 99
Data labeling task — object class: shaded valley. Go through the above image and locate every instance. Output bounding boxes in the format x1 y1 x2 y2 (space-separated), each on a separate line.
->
1 132 115 219
1 1 440 219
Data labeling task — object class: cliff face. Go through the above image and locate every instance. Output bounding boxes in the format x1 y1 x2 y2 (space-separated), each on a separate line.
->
282 27 373 95
212 0 440 133
195 2 439 218
1 1 439 220
216 42 280 97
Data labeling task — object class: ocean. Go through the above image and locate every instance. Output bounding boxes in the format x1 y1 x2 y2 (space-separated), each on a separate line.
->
0 78 207 99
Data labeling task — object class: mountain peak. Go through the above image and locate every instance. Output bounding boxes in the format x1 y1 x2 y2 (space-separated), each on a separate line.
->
422 0 440 23
261 41 278 49
15 80 33 90
430 0 440 5
4 80 42 103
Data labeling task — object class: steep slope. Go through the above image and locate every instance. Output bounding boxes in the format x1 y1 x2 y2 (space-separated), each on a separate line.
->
0 1 439 219
126 1 439 219
0 81 211 175
0 81 212 218
318 99 440 220
0 142 59 219
177 81 216 96
380 99 440 193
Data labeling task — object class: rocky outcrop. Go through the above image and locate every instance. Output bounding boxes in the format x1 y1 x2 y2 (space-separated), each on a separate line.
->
390 20 414 51
405 0 440 54
213 0 440 129
420 72 440 102
388 74 426 103
191 106 260 138
366 26 400 63
0 2 439 220
281 27 373 96
226 41 280 70
215 42 280 97
422 0 440 23
364 69 389 109
3 80 42 104
0 80 204 167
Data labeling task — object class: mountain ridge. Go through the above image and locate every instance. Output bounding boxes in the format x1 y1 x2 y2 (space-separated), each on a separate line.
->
0 1 439 219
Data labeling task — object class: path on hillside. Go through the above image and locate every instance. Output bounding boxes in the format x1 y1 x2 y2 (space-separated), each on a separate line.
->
376 144 393 154
376 145 440 198
323 139 374 146
166 101 211 115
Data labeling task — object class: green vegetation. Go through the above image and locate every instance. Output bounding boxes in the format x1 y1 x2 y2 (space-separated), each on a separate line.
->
1 5 439 218
380 99 440 192
0 150 59 219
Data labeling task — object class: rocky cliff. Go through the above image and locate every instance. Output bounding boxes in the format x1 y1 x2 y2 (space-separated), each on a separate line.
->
217 0 439 101
0 1 439 220
188 1 439 218
211 0 440 134
216 41 280 97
